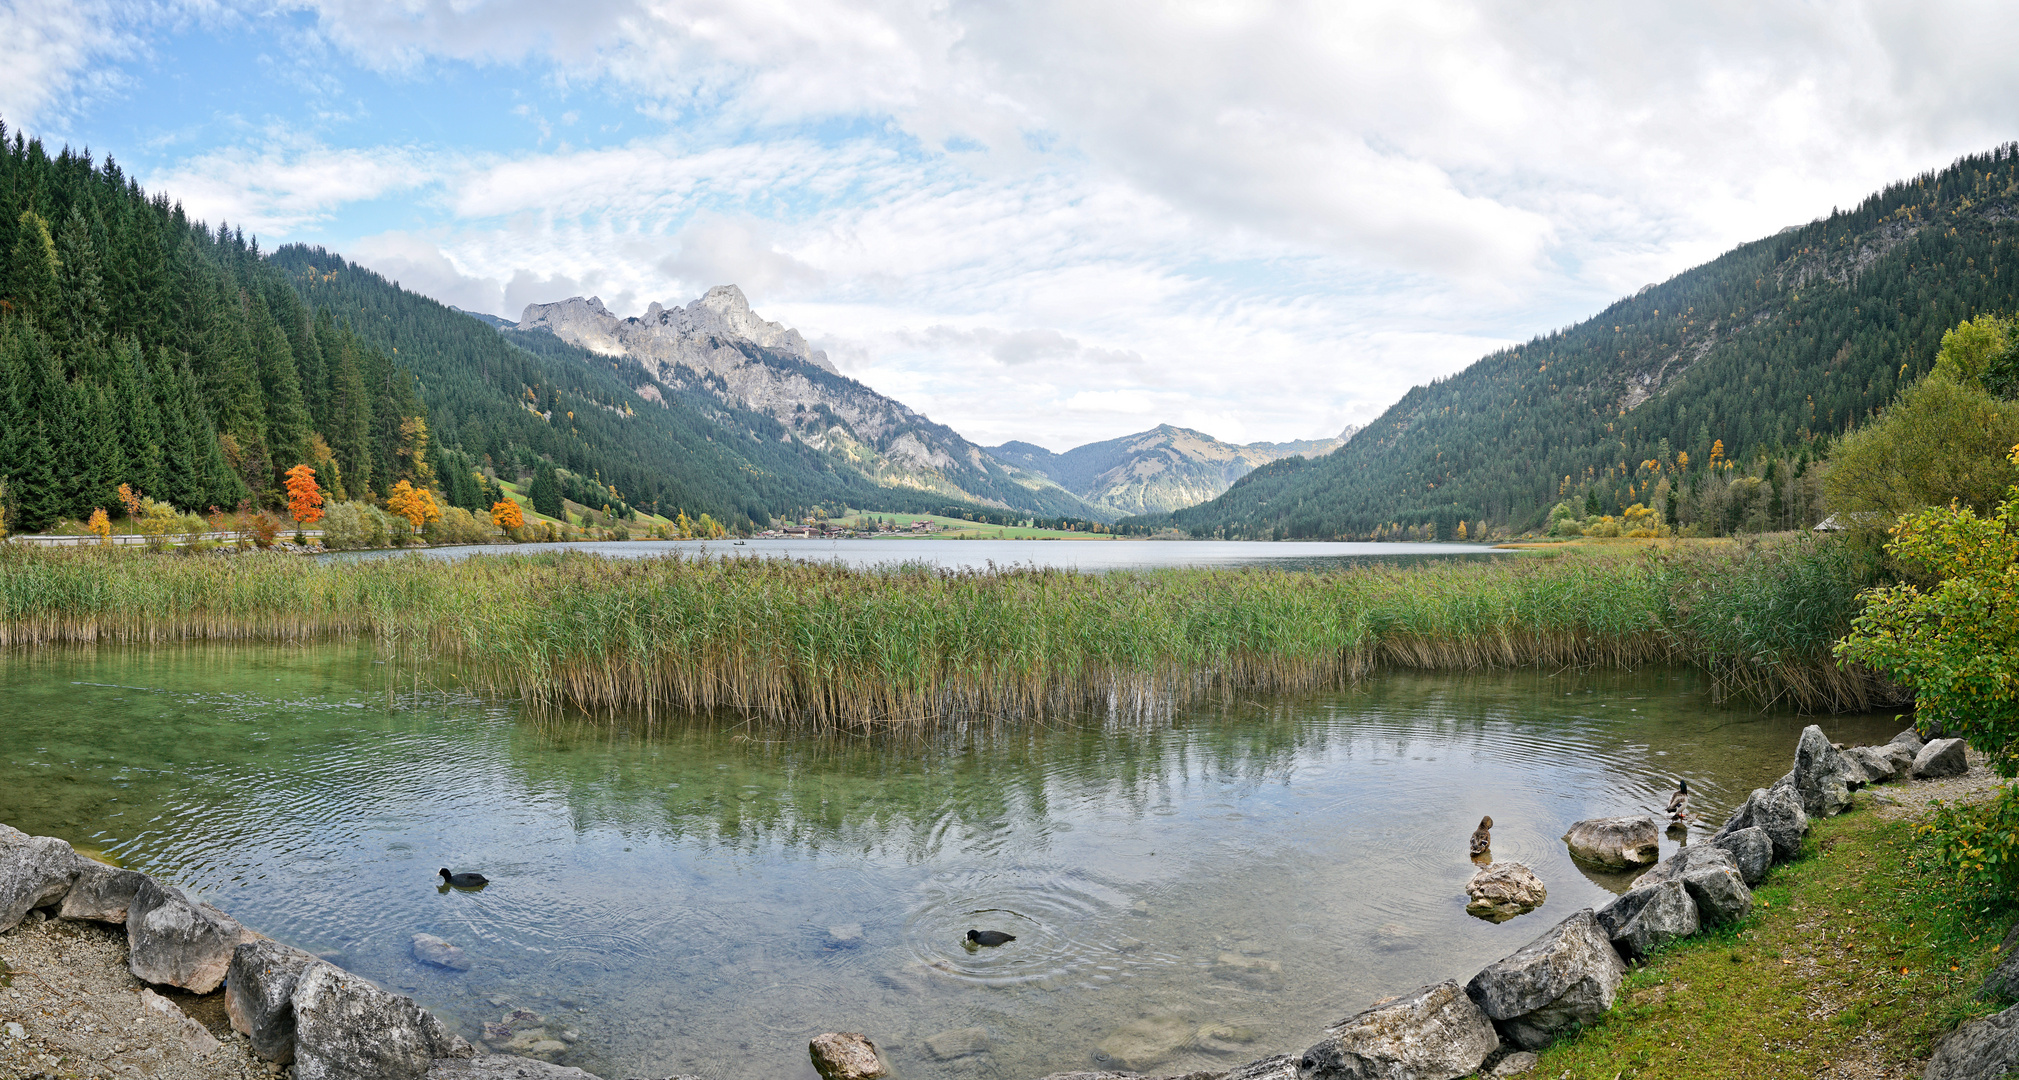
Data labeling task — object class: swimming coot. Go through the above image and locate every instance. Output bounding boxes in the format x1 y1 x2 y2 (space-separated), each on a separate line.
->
439 868 488 888
967 929 1016 947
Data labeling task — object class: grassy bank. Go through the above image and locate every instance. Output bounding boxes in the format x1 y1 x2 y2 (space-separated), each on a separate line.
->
0 535 1897 724
1534 791 2011 1079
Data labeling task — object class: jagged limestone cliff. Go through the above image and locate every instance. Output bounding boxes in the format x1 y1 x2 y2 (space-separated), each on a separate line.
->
518 288 1109 519
987 423 1362 516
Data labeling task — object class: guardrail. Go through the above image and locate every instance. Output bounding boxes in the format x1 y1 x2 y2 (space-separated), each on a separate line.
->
5 529 326 548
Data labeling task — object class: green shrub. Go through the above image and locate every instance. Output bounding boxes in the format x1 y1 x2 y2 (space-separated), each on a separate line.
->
1921 784 2019 895
321 501 399 550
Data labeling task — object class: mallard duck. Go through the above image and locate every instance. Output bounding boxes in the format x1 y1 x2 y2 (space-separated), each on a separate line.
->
1469 815 1493 856
1665 779 1690 823
439 868 489 888
967 929 1016 947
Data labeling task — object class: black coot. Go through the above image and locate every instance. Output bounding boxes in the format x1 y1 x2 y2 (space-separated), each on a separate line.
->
967 929 1016 947
439 868 488 888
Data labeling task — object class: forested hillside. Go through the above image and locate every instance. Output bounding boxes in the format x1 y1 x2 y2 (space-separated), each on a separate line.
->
0 121 425 533
271 247 1001 528
0 118 1081 536
1149 144 2019 539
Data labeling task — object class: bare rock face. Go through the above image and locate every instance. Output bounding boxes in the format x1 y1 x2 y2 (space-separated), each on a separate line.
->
1297 980 1498 1080
1464 862 1547 922
1915 738 1970 780
1712 784 1808 863
57 860 148 923
808 1032 887 1080
1595 879 1699 961
412 932 473 971
1925 1001 2019 1079
427 1056 604 1079
1561 816 1660 869
1708 826 1774 887
1842 744 1904 784
292 962 475 1080
226 938 319 1063
1792 725 1852 816
1464 909 1625 1050
0 823 84 931
126 877 245 992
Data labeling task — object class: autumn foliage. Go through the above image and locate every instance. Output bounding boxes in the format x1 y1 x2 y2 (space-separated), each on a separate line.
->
386 480 441 532
86 508 112 545
491 499 525 530
285 464 325 526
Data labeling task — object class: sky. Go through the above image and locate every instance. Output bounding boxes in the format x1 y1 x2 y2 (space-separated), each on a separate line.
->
4 2 2019 452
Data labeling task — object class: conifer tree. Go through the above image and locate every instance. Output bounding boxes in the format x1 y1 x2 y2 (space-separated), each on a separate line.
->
249 291 310 473
55 205 107 358
7 210 59 332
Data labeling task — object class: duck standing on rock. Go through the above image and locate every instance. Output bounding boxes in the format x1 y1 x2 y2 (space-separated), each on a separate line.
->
1665 780 1690 824
1469 815 1493 857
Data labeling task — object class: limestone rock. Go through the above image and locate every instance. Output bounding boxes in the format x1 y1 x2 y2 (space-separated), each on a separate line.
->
0 824 84 931
57 860 147 923
1835 748 1878 787
1223 1056 1301 1080
227 938 319 1063
925 1026 990 1061
1631 843 1755 921
1297 979 1498 1080
1915 738 1970 780
1095 1015 1193 1072
1792 725 1852 816
291 961 475 1080
1464 909 1626 1050
1708 826 1774 887
1465 862 1547 923
1487 1050 1539 1077
1561 816 1660 869
413 932 473 971
1712 785 1808 863
1595 879 1698 961
126 877 244 992
1678 862 1752 926
141 987 220 1057
1843 745 1903 784
809 1032 886 1080
428 1056 603 1080
1925 1001 2019 1079
1890 728 1926 754
1982 923 2019 1001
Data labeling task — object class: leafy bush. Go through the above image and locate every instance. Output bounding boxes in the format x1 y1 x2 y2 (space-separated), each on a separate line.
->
320 501 401 550
1837 448 2019 775
1921 784 2019 895
424 506 502 546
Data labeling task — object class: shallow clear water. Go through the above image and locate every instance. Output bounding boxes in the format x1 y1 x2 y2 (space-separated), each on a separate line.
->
327 537 1501 573
0 646 1900 1079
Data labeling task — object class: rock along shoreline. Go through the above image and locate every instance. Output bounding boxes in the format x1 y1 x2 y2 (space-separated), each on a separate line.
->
0 724 2000 1080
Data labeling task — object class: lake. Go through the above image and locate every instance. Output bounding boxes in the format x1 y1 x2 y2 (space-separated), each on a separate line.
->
0 645 1900 1079
327 537 1501 573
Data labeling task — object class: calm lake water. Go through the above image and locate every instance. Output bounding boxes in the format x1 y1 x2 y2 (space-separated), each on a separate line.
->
329 537 1500 573
0 646 1901 1079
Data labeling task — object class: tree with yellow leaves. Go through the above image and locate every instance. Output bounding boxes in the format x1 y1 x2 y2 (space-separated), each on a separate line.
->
86 508 112 546
386 480 441 533
491 499 525 531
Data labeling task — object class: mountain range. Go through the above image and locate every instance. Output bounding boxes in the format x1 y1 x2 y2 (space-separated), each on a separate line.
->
985 423 1359 516
1145 143 2019 539
514 291 1347 521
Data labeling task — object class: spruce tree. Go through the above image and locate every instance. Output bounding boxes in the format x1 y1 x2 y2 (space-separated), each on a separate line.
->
249 292 310 472
55 205 107 358
115 340 164 498
6 211 59 334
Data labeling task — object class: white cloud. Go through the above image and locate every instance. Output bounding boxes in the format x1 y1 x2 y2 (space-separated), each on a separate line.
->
0 0 144 133
146 138 443 234
38 0 2019 452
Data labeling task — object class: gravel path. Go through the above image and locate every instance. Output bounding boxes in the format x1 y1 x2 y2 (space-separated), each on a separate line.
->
0 914 274 1080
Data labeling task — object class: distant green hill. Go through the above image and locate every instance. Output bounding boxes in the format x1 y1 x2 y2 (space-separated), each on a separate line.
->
1144 143 2019 539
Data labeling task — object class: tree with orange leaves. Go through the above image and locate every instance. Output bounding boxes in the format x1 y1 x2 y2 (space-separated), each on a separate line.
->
284 464 325 527
86 508 112 546
491 499 525 531
386 480 441 533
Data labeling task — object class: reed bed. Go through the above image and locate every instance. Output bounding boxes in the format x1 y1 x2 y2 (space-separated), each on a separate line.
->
0 536 1900 726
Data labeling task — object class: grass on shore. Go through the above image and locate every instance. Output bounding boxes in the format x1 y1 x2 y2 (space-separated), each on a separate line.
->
0 534 1899 724
1534 796 2011 1079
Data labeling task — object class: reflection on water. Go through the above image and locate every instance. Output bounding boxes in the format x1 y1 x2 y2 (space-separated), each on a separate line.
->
0 646 1901 1079
324 536 1502 574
